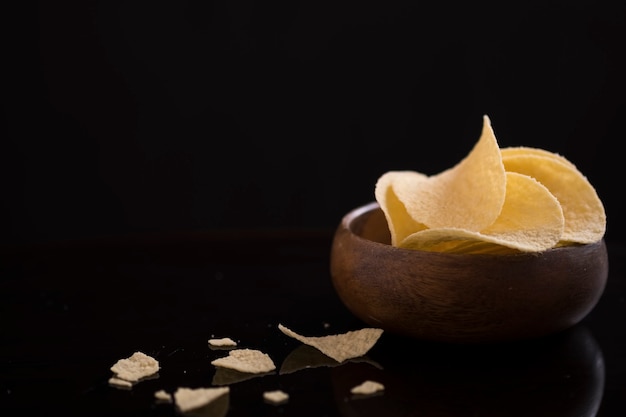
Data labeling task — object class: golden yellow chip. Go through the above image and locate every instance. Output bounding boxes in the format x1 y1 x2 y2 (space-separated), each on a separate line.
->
374 116 605 253
374 171 428 246
501 146 577 169
375 115 506 245
395 115 505 230
400 172 564 253
501 152 606 244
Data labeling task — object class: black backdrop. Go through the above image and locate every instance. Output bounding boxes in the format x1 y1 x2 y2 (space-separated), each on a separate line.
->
3 0 625 244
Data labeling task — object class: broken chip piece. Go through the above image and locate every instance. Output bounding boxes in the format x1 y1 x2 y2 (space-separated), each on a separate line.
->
263 389 289 405
110 351 159 383
278 324 383 363
154 389 172 403
211 348 276 374
208 337 237 348
173 387 230 413
108 376 133 389
350 380 385 396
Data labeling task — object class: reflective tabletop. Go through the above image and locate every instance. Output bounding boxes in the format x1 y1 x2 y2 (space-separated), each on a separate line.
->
1 231 625 416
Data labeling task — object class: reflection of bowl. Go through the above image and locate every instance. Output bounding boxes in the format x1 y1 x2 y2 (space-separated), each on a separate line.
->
330 202 609 343
331 325 605 417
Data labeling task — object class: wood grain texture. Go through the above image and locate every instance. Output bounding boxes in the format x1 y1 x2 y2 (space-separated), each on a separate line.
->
330 202 609 344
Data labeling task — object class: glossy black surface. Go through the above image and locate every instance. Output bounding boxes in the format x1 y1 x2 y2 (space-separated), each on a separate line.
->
1 233 625 416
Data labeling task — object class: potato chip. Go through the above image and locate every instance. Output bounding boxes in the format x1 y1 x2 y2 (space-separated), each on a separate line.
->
278 324 383 363
374 171 429 245
388 115 505 230
501 151 606 244
501 146 577 169
400 172 564 252
375 116 605 253
210 348 276 374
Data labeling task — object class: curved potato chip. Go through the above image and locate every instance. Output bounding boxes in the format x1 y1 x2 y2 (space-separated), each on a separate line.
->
400 172 564 252
390 115 506 231
502 154 606 244
501 146 577 169
278 324 383 363
374 170 428 245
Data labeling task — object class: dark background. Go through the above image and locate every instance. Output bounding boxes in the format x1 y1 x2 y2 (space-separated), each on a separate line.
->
3 0 625 245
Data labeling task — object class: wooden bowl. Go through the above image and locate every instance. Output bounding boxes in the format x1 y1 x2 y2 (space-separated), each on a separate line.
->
330 202 609 344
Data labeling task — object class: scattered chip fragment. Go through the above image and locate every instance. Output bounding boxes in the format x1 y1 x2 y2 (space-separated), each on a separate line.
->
211 348 276 374
154 389 172 403
208 337 237 348
351 380 385 396
278 324 383 363
110 351 159 382
174 387 230 413
108 377 133 389
263 389 289 405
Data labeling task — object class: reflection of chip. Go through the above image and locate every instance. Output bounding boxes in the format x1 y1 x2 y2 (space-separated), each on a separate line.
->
212 367 274 386
279 344 383 375
375 116 606 253
278 324 383 363
211 349 276 374
110 351 160 383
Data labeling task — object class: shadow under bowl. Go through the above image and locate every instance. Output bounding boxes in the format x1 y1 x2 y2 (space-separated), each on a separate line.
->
330 202 609 344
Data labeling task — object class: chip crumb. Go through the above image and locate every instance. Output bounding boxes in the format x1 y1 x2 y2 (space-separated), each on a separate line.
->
108 377 133 388
211 348 276 374
278 324 383 363
174 386 230 413
208 337 237 348
351 380 385 396
110 351 160 382
154 389 172 403
263 389 289 405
